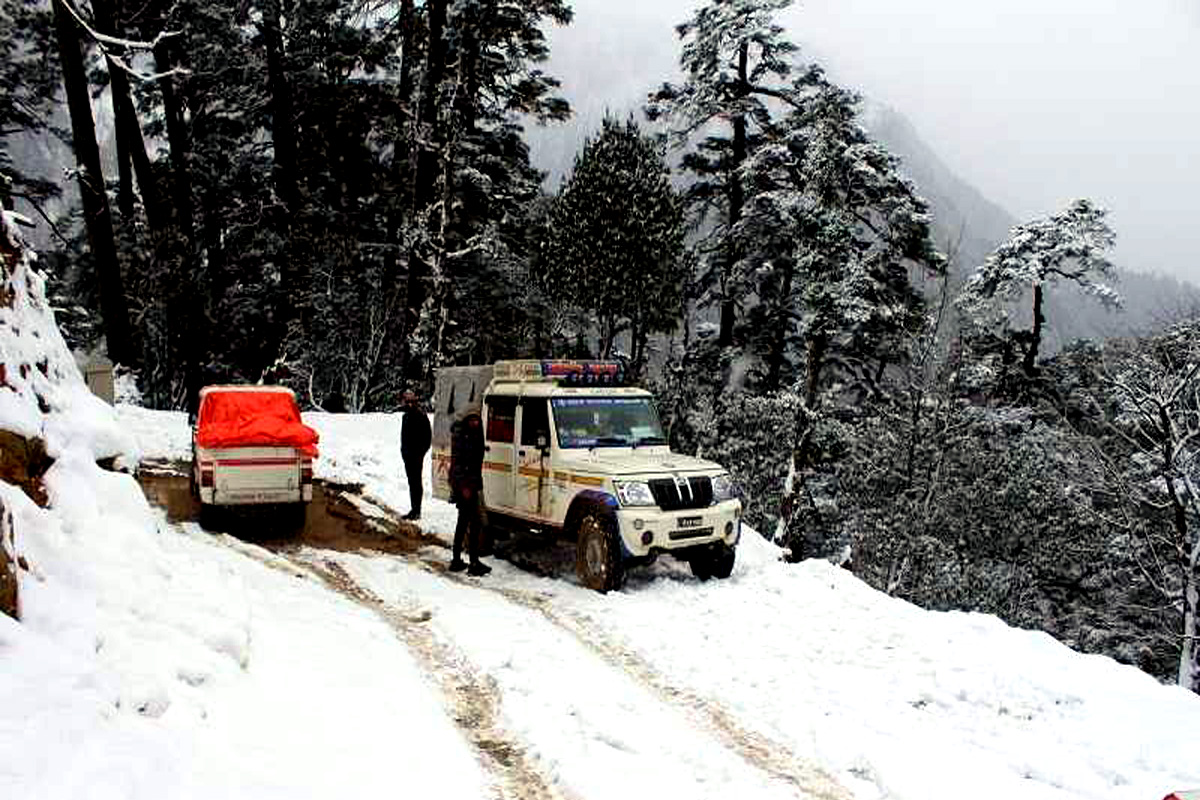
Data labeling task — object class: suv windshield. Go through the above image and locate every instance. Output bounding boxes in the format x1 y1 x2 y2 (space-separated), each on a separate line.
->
551 397 666 449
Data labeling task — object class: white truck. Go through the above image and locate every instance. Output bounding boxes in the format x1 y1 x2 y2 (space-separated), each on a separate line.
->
190 385 317 529
432 361 742 591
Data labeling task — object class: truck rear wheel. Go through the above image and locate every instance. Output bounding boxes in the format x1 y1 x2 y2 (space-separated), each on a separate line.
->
575 511 624 593
288 503 308 533
198 502 218 531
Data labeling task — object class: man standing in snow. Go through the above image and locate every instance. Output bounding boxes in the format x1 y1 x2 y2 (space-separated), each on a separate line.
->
400 390 431 521
449 412 490 576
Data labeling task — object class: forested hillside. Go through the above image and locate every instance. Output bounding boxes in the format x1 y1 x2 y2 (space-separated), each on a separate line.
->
2 0 1197 693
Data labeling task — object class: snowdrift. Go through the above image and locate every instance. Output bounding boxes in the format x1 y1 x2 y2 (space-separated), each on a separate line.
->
0 212 135 465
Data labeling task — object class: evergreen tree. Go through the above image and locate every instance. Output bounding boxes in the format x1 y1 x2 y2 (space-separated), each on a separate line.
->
739 75 944 406
0 0 60 210
647 0 799 350
738 75 944 559
402 0 572 384
51 0 133 365
957 198 1121 377
550 116 686 377
1101 322 1200 692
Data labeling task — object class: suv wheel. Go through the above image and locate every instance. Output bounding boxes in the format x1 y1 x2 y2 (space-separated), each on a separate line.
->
575 511 625 593
689 543 736 581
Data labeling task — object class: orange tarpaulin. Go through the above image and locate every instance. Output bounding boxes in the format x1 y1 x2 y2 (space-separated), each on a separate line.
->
196 390 319 457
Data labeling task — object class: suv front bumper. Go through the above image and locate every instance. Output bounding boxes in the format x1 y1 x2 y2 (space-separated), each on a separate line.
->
614 500 741 558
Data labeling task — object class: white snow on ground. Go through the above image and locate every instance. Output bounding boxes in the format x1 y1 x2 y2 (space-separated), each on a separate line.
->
3 472 491 799
106 406 1200 800
1 213 491 800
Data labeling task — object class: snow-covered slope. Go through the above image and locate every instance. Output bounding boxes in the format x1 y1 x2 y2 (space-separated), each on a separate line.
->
111 406 1200 799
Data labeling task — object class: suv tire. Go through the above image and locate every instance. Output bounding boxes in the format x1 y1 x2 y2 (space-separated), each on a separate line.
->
575 510 625 593
689 543 736 581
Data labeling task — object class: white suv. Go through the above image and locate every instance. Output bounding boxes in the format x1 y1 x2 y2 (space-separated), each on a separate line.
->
432 361 742 591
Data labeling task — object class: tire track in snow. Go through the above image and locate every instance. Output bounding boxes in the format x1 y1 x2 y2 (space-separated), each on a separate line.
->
423 561 852 800
289 555 570 800
210 533 567 800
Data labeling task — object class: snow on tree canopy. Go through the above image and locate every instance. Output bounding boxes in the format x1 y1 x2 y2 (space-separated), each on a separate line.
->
0 210 135 463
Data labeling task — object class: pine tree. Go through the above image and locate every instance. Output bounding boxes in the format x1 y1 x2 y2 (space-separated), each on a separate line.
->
550 116 686 377
743 74 944 559
0 0 61 210
404 0 572 383
1102 323 1200 692
648 0 799 350
957 198 1120 376
739 74 944 406
51 0 133 365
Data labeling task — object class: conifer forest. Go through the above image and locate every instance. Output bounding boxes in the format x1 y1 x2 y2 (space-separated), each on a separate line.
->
2 0 1198 693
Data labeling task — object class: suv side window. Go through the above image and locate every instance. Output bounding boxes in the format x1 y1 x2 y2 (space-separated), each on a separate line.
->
485 396 516 443
521 398 550 447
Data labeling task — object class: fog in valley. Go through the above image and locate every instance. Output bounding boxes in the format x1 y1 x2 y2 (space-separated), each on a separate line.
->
529 0 1200 284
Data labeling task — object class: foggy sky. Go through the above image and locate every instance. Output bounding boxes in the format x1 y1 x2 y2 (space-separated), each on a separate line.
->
533 0 1200 282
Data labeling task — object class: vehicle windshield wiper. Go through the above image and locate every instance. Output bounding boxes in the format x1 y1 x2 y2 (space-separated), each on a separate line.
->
633 435 667 448
593 436 629 446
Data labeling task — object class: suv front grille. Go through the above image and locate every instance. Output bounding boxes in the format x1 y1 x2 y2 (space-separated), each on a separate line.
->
647 476 713 511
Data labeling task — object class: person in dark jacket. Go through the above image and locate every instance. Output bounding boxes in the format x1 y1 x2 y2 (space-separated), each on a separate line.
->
449 412 490 576
400 390 432 520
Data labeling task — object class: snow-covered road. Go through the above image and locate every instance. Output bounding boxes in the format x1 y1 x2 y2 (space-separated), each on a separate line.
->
4 405 1199 800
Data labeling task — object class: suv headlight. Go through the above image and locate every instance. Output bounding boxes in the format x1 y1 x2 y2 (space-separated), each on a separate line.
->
614 480 656 507
711 473 736 503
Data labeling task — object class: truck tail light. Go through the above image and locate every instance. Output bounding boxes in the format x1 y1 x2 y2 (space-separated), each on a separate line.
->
200 465 214 487
300 459 313 485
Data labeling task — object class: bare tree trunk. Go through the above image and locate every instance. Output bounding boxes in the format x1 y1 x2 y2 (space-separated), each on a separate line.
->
90 0 168 231
115 131 134 218
718 39 750 350
262 0 298 215
400 0 449 381
52 0 133 365
1023 282 1044 375
154 42 195 241
804 333 827 409
630 319 648 381
765 259 795 391
384 0 417 278
1182 559 1199 692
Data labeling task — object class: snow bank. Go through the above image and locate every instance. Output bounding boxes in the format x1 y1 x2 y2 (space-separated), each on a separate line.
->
0 210 137 465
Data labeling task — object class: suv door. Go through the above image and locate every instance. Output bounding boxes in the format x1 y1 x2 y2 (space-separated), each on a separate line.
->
514 396 552 519
483 394 517 509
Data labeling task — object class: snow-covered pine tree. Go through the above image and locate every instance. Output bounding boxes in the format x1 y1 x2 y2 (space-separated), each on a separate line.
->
549 116 686 378
1103 323 1200 693
738 74 944 558
647 0 798 351
0 0 61 212
404 0 573 385
956 198 1121 378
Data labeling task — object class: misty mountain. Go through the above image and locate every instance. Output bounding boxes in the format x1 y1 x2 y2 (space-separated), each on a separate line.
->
859 103 1200 350
527 91 1200 355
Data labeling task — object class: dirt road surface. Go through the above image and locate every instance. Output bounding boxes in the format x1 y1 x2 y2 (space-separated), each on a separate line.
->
136 468 850 800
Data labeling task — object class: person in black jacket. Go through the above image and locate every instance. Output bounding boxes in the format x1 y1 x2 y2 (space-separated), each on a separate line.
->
400 390 432 521
449 412 490 576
